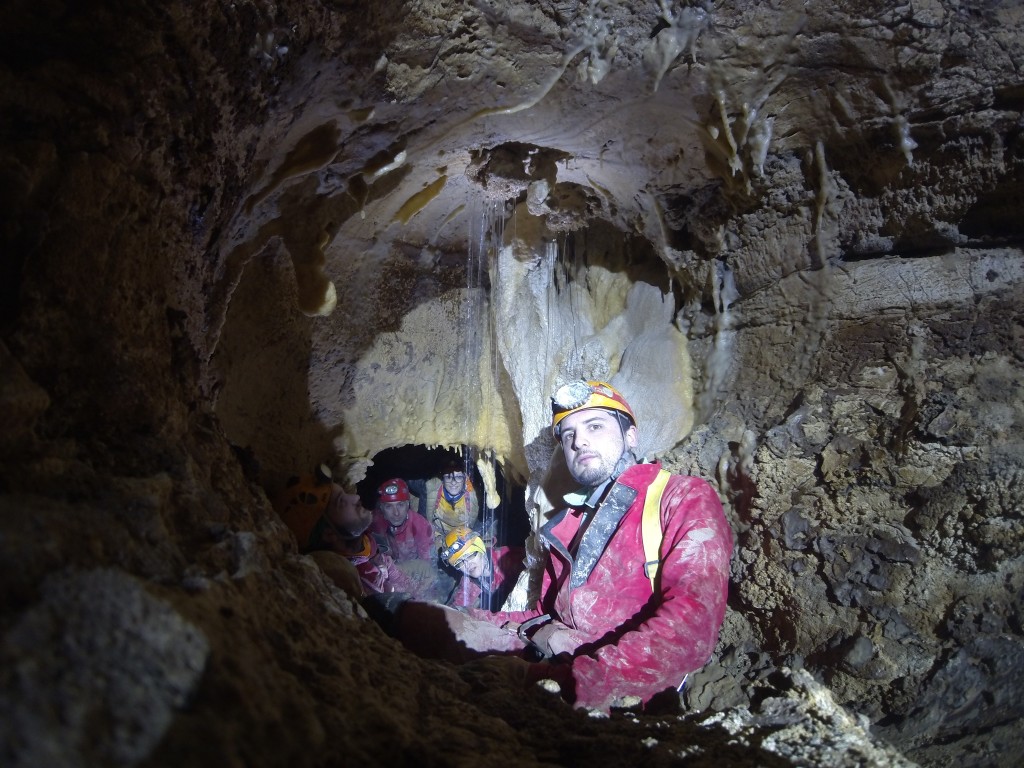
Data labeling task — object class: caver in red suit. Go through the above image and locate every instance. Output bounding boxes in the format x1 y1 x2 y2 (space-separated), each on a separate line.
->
448 545 526 612
370 508 434 562
274 470 430 599
468 461 732 711
366 381 733 712
333 530 421 596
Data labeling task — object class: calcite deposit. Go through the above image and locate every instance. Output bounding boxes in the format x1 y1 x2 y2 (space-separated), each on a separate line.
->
1 1 1021 766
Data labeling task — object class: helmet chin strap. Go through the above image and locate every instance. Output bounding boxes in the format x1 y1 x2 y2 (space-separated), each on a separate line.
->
612 411 638 479
608 415 638 482
610 447 637 481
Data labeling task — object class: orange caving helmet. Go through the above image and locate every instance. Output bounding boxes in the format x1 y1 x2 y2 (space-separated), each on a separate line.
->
551 380 636 438
441 525 486 567
272 465 333 551
378 478 411 503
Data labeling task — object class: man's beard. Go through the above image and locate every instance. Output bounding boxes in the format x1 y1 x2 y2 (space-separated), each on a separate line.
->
570 448 636 488
570 452 619 487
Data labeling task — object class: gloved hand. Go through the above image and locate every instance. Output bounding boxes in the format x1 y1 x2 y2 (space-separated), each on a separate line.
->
528 622 581 659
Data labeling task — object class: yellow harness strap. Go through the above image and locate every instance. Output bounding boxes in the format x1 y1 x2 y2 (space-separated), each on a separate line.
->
641 469 672 591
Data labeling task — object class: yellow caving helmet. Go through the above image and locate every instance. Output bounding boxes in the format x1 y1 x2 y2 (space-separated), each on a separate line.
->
272 465 333 551
551 380 636 438
441 525 486 567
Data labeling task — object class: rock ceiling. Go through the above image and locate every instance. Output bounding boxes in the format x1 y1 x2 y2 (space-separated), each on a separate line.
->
1 1 1023 766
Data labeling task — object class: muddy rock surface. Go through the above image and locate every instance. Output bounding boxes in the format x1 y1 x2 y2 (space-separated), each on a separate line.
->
1 1 1022 766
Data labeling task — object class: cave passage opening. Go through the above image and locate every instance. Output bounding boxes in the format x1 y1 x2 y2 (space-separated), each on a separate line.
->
356 443 532 596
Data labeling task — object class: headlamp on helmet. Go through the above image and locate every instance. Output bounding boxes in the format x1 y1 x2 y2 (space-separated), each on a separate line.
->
377 477 411 503
551 380 636 437
441 526 486 566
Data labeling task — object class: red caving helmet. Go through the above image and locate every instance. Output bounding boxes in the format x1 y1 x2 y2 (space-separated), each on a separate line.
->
377 477 411 503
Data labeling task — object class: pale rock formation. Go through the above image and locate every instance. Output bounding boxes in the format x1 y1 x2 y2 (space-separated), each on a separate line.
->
1 1 1022 766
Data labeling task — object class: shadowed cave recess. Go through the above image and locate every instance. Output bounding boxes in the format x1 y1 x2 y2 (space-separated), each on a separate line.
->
1 1 1022 766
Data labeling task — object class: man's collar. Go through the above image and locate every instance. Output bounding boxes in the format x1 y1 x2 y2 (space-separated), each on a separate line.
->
563 476 614 509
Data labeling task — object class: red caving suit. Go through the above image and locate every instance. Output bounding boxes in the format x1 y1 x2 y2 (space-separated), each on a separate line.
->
370 510 434 563
448 546 526 612
470 462 733 711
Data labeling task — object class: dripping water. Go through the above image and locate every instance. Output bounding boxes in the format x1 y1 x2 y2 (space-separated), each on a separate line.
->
567 231 581 370
461 196 512 609
544 237 558 381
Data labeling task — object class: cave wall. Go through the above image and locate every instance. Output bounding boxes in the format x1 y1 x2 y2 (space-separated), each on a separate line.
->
2 1 1023 766
675 247 1024 756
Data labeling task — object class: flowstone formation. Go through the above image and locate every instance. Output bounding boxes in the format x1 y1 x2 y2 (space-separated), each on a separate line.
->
1 1 1022 766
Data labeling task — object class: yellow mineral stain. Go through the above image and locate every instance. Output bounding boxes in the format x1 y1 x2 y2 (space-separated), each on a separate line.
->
348 106 375 123
244 122 342 213
442 204 465 225
294 244 336 317
306 281 337 317
394 175 447 225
